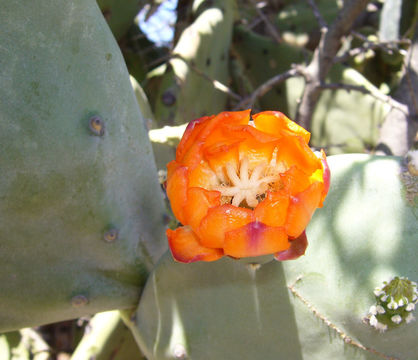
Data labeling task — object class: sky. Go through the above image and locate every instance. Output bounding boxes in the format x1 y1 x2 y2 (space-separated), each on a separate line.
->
138 0 178 46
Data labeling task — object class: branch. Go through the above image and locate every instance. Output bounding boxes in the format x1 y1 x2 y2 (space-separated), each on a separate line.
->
295 0 371 130
234 67 304 110
334 30 411 64
334 37 410 64
307 0 327 30
249 0 282 43
376 22 418 155
319 82 409 115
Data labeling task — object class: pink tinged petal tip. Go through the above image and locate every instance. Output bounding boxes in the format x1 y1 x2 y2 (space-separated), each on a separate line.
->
274 231 308 261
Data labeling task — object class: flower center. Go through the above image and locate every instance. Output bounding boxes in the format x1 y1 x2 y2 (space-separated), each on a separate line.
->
213 152 285 208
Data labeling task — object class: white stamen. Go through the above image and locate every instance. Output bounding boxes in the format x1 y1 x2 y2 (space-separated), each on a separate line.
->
214 156 283 208
369 305 377 315
380 295 389 302
388 298 398 310
240 157 249 183
406 303 415 312
250 163 265 182
226 163 240 185
391 315 402 324
376 305 385 314
232 192 245 207
369 315 378 326
405 313 415 323
374 288 384 297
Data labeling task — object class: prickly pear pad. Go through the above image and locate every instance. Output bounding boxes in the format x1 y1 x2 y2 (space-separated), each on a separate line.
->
129 155 417 360
0 0 166 331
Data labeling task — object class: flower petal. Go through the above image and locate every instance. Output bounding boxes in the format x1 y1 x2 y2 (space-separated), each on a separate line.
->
198 205 253 248
188 161 219 189
253 111 310 143
285 182 323 237
254 191 289 227
276 134 322 175
176 115 214 163
203 126 279 179
224 221 289 258
274 231 308 261
178 110 251 167
238 127 279 169
167 226 223 263
279 166 312 196
166 162 188 225
203 140 241 181
320 149 330 206
184 187 221 232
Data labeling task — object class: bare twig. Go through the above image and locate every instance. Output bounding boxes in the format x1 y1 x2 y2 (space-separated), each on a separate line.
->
319 82 409 115
249 0 282 43
307 0 327 30
334 37 410 64
377 22 418 155
170 54 242 101
235 67 304 110
295 0 371 130
288 278 400 360
247 16 263 31
404 54 418 116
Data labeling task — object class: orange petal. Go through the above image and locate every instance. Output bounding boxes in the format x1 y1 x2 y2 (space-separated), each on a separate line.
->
176 115 214 162
203 140 241 179
198 205 253 248
279 166 312 196
184 187 221 232
203 124 279 177
238 127 279 168
276 134 322 175
178 110 251 167
320 149 330 206
285 182 323 238
224 221 289 258
166 160 181 182
201 122 246 150
253 111 310 143
233 124 280 143
167 226 223 263
275 231 308 261
254 191 289 227
188 161 219 188
166 164 188 224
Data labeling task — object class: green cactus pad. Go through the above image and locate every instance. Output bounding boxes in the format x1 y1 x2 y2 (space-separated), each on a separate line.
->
0 0 166 332
128 154 417 360
152 0 235 126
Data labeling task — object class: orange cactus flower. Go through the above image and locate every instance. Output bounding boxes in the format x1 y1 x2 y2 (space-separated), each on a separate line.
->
165 110 330 263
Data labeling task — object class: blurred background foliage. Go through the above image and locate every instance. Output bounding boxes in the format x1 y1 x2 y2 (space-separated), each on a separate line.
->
1 0 417 358
103 0 417 172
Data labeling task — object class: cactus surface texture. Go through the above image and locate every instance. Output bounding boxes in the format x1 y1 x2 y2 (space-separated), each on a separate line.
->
0 0 166 332
128 154 417 360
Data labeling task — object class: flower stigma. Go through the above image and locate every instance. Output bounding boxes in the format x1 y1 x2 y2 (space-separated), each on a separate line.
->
213 150 286 208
